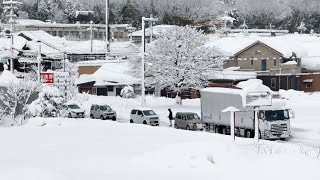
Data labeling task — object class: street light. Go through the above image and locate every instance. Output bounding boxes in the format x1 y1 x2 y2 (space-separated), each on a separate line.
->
141 17 158 107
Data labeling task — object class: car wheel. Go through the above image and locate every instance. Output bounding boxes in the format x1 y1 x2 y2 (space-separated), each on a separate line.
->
222 127 227 135
68 113 72 118
143 120 147 125
186 125 190 130
100 115 105 120
112 116 116 121
130 119 134 123
246 130 252 138
90 114 94 119
174 124 178 129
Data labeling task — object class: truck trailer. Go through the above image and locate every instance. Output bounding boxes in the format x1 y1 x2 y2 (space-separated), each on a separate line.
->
200 85 292 140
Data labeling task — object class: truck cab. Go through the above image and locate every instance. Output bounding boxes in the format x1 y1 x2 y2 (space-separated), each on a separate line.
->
258 109 292 140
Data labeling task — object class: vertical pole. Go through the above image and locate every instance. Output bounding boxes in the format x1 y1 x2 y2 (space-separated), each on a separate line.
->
150 14 153 42
10 34 13 73
279 67 281 91
254 107 259 142
105 0 110 58
141 17 146 107
37 45 42 83
230 111 235 141
90 21 93 53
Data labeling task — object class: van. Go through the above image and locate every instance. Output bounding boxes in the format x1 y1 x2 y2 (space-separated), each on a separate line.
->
174 112 203 130
130 108 159 126
90 104 117 120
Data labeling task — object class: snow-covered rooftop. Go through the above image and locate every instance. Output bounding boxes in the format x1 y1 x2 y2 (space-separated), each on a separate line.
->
206 33 320 71
76 60 140 86
209 67 257 81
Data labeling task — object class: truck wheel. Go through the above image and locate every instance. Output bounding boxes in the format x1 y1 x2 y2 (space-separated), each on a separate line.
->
112 116 116 121
186 125 190 130
100 115 105 120
222 127 227 135
174 124 178 129
143 121 147 125
246 130 252 138
130 119 133 123
90 114 94 119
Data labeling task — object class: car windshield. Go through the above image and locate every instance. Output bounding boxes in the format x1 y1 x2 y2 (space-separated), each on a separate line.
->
68 104 80 109
264 110 289 121
143 110 156 116
100 106 111 111
186 113 200 120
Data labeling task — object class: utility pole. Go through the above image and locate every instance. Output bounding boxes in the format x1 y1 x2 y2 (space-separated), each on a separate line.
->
105 0 110 59
87 21 97 53
3 0 22 73
37 45 42 83
141 17 158 107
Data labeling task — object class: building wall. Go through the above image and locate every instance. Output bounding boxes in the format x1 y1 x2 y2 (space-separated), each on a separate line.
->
257 75 300 91
235 43 283 72
15 25 130 41
299 73 320 92
78 66 101 76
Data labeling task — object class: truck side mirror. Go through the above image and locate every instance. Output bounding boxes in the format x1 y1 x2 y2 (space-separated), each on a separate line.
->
259 112 266 120
289 109 295 118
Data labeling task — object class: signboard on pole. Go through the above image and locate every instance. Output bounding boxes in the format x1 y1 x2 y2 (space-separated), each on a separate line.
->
40 72 54 84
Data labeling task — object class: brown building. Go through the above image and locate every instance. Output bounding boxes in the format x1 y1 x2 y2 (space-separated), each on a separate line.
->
299 73 320 92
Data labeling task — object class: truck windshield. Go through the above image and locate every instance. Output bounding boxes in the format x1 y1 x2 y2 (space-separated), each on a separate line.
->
143 110 156 116
264 110 289 121
186 113 200 120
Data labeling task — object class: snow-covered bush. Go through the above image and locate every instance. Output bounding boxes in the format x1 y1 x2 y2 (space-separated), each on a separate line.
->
120 85 136 98
28 85 67 118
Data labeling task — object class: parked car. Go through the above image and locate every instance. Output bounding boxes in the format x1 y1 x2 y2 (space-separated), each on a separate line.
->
130 108 159 126
90 104 117 120
62 103 85 118
174 112 203 130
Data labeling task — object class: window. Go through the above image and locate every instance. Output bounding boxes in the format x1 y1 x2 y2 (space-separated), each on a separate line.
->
131 110 137 114
143 110 156 116
108 86 114 92
274 59 277 66
137 111 143 116
91 105 95 110
92 87 97 95
176 114 181 119
271 78 277 88
251 59 254 66
306 82 312 88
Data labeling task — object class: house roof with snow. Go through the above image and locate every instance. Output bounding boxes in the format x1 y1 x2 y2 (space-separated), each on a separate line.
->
76 60 140 86
209 67 257 81
206 33 320 71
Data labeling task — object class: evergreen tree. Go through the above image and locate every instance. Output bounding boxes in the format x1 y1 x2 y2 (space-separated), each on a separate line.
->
64 0 81 23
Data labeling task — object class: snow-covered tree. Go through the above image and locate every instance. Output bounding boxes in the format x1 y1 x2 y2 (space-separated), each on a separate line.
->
145 26 224 92
64 0 81 23
120 85 136 98
297 22 307 34
38 0 64 22
0 76 40 126
28 85 66 118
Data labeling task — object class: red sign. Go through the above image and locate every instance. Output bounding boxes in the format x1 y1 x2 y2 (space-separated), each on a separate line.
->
40 72 54 84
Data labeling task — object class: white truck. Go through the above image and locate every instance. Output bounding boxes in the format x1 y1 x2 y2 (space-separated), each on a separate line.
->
200 81 292 140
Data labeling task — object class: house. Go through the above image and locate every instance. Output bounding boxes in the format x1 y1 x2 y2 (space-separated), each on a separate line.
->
76 60 140 96
208 33 320 92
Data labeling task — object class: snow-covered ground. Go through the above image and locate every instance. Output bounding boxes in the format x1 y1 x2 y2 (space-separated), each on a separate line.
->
0 92 320 180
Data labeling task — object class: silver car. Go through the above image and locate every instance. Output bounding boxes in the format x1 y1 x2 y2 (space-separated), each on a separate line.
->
62 104 85 118
174 112 203 130
90 104 117 120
